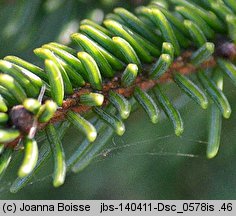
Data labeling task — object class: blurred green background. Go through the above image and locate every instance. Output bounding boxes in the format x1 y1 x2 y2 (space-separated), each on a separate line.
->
0 0 236 199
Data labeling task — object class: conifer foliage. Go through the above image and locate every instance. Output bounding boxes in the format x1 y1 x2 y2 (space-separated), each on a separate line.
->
0 0 236 193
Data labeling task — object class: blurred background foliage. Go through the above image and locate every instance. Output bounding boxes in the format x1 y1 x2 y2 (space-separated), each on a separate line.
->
0 0 236 199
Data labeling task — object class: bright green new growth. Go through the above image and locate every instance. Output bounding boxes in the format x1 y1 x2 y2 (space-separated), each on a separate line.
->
121 64 138 87
112 36 141 69
77 52 103 90
0 60 40 97
103 19 153 63
44 59 64 106
0 0 235 192
162 42 174 60
71 33 114 78
37 100 58 123
23 98 41 114
18 137 38 178
79 93 104 107
0 74 27 103
35 48 73 95
0 113 9 125
4 56 48 81
0 129 20 143
0 96 8 112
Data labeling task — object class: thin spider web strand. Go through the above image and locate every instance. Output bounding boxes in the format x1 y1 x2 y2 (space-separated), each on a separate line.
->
0 95 208 193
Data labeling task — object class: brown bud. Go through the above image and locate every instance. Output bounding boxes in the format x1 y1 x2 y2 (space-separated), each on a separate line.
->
216 42 236 60
10 105 34 134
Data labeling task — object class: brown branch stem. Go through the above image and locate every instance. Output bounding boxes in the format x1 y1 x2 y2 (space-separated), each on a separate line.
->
44 50 217 127
7 41 236 148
